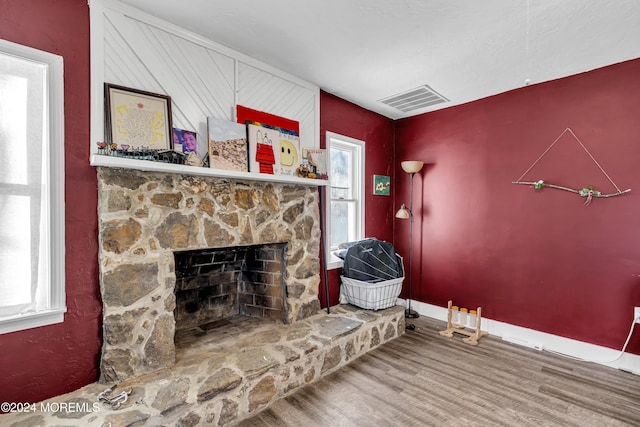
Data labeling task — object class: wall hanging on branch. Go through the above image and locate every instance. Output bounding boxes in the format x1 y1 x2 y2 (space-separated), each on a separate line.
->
512 128 630 205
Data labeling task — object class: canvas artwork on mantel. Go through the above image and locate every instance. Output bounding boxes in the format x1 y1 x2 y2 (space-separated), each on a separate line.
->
246 122 276 174
246 122 300 176
207 117 249 172
277 128 301 176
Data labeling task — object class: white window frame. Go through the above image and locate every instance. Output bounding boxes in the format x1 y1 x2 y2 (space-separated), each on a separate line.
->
0 39 66 334
325 131 365 270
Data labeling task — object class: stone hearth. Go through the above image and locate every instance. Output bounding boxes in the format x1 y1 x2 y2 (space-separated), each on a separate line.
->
97 168 323 382
1 305 405 426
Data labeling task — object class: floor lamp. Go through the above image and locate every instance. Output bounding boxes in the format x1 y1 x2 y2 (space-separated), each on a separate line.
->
395 160 424 330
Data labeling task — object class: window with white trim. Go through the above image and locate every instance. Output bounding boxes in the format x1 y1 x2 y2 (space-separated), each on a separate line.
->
0 39 66 334
325 132 364 269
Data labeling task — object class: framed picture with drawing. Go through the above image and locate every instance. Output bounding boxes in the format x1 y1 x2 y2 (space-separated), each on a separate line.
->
104 83 173 150
373 175 391 195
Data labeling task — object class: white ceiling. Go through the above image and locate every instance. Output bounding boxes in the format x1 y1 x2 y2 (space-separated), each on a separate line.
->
120 0 640 120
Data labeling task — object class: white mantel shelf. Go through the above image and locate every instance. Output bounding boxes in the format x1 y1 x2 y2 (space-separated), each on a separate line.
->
90 155 328 187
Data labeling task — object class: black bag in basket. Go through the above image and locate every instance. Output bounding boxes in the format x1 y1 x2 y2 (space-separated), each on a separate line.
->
342 239 403 283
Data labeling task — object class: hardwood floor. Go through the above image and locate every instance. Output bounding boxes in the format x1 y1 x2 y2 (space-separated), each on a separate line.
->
238 316 640 426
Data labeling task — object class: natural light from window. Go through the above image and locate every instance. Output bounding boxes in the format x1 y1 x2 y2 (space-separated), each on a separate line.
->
325 132 364 269
0 39 65 334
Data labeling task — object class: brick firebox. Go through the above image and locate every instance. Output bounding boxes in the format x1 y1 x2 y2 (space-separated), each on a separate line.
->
174 243 288 332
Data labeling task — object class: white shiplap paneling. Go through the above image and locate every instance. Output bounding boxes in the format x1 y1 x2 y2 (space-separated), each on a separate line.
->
103 9 236 155
92 0 319 157
238 62 317 150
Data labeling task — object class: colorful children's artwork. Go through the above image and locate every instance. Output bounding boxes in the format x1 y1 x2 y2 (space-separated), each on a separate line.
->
207 117 248 172
277 129 300 176
246 122 300 175
247 123 277 174
238 106 304 176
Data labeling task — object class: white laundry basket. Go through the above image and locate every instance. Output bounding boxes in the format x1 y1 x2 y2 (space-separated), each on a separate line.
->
340 276 404 310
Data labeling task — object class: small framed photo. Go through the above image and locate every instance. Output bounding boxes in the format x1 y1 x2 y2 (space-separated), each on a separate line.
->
373 175 391 196
173 128 198 154
302 148 328 178
104 83 173 150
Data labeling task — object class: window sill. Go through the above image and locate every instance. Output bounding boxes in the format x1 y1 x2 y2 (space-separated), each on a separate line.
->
0 307 66 335
90 155 328 187
326 252 344 271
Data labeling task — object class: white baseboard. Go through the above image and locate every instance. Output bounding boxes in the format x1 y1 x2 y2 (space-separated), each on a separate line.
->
398 299 640 375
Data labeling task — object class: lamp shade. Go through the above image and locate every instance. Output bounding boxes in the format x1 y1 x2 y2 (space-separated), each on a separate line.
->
395 204 410 219
401 160 424 174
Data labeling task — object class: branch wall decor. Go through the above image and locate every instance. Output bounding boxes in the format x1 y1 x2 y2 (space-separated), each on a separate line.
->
512 128 630 205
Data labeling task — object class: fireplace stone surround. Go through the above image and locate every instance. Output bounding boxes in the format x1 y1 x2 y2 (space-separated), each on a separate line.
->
0 167 406 426
97 167 323 382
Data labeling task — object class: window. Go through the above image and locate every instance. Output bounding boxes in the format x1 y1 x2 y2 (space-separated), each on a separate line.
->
0 39 65 334
325 132 364 269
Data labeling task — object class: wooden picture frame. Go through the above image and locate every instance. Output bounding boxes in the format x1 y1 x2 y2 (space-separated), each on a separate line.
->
104 83 173 150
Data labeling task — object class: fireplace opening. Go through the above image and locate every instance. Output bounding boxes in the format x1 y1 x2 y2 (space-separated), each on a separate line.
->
173 243 287 340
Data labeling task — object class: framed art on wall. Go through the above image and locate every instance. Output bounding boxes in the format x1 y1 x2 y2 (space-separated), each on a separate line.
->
373 175 391 195
105 83 173 150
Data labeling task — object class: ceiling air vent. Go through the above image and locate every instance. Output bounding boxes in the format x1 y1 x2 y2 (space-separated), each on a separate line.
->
379 85 449 113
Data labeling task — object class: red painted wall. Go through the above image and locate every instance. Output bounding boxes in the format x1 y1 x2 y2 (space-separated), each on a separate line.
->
318 91 396 307
0 0 102 403
395 59 640 354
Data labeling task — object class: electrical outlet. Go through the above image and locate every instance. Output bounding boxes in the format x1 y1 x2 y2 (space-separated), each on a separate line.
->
634 307 640 323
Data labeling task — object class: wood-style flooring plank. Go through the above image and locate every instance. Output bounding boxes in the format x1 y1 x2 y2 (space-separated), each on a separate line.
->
238 317 640 426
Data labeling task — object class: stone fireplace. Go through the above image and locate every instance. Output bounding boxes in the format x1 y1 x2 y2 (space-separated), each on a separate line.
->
1 166 405 426
97 168 322 382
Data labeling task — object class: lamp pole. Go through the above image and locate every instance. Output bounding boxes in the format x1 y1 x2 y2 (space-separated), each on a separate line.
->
406 170 419 319
395 160 423 330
